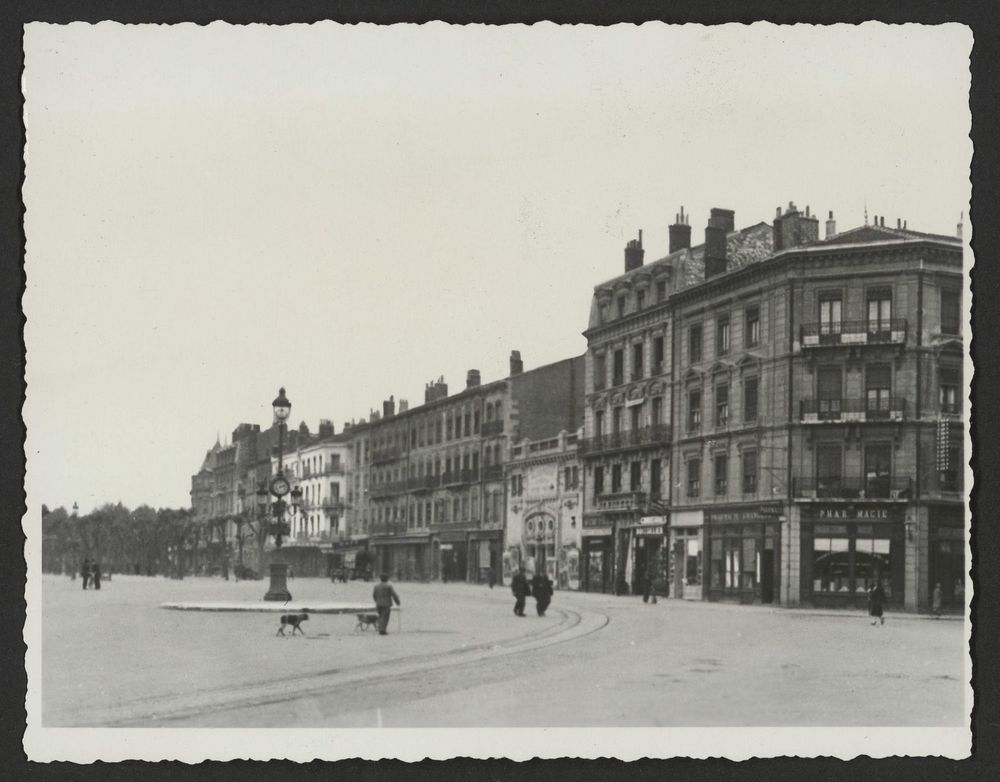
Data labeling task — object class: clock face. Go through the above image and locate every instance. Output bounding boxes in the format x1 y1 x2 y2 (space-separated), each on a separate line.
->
270 476 291 497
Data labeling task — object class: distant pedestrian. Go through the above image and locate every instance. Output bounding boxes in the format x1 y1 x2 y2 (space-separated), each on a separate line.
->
92 561 102 591
488 567 496 589
511 566 531 617
868 580 886 625
531 569 554 616
81 559 91 590
932 582 942 618
372 573 401 635
642 564 656 604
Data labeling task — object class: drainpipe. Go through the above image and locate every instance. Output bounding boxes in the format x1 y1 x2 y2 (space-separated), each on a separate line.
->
786 276 796 606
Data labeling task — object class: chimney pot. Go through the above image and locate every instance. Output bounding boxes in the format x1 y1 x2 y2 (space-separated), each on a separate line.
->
510 350 524 376
624 231 645 272
466 369 481 388
669 207 693 253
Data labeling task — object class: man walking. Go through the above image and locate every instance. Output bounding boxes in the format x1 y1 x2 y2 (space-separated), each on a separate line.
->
92 561 102 591
531 567 553 617
868 580 886 626
511 566 531 617
372 573 401 636
81 558 91 590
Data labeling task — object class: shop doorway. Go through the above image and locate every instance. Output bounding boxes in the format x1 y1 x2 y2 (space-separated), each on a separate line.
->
582 538 611 593
760 549 775 604
440 544 467 582
633 537 663 596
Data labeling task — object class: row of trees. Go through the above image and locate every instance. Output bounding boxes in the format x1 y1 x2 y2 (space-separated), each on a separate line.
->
40 503 271 578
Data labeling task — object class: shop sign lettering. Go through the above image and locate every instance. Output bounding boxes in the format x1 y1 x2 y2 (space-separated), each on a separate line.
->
817 507 891 521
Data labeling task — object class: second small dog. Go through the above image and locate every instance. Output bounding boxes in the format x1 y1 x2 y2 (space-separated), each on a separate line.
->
276 612 309 636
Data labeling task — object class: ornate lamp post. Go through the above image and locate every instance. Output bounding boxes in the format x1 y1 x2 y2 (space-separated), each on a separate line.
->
261 387 304 601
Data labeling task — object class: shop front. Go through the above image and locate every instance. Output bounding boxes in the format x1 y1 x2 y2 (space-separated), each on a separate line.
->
325 539 371 580
928 504 966 611
372 535 431 582
669 510 703 600
623 518 668 597
581 527 613 593
705 504 783 605
799 505 905 609
470 530 503 585
436 530 470 582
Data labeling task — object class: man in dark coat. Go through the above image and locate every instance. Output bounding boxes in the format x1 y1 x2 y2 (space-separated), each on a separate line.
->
81 559 91 590
868 580 886 625
531 568 554 616
511 566 531 617
92 561 102 590
372 573 401 635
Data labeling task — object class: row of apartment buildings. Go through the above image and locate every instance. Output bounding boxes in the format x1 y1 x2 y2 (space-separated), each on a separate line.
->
191 201 966 612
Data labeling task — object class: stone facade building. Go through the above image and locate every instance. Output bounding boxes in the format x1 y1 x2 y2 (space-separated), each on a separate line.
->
504 427 584 589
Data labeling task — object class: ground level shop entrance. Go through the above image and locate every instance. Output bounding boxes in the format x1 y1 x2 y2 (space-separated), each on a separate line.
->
624 521 668 597
799 505 905 609
928 504 965 611
581 533 613 593
373 535 431 582
704 504 782 605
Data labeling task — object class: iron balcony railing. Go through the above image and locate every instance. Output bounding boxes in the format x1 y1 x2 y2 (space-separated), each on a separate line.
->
792 476 913 500
579 424 671 455
800 318 907 348
369 480 408 498
481 420 505 437
301 463 346 478
371 445 404 464
800 397 907 422
407 475 440 492
594 491 647 512
482 464 504 482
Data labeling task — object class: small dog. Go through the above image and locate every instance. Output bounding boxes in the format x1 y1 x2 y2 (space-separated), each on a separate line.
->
355 613 379 632
276 613 309 636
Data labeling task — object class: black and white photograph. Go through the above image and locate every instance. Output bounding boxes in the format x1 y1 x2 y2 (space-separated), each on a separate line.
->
20 20 972 762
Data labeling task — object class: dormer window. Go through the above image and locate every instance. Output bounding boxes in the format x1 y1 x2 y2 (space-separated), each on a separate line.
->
617 296 627 318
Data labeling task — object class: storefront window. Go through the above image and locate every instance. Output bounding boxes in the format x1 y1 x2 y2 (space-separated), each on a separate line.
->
685 537 700 586
813 537 850 592
855 537 892 597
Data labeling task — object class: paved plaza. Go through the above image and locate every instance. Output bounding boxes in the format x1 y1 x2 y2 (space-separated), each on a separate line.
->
41 574 967 728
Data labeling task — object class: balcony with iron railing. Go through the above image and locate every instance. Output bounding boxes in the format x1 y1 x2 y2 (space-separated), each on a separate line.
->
369 480 408 499
594 491 647 512
579 424 671 455
371 445 404 464
800 318 907 348
482 464 504 482
301 463 346 478
481 420 505 437
792 476 913 501
408 474 440 492
800 397 907 423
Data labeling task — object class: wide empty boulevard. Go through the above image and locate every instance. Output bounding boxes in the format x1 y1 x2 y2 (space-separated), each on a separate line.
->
41 573 966 728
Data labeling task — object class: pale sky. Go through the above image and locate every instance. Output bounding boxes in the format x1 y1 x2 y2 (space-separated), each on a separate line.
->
22 22 971 513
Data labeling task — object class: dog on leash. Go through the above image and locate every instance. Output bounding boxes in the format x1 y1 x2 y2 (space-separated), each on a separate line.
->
355 612 379 632
276 613 309 636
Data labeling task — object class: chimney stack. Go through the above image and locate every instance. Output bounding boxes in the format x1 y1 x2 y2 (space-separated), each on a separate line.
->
704 208 733 280
466 369 481 388
825 210 837 239
399 399 409 413
880 216 885 228
383 395 396 418
668 206 692 253
773 201 820 251
624 230 645 272
510 350 524 376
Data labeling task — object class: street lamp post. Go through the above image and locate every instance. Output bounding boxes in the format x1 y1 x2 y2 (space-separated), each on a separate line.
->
262 387 303 601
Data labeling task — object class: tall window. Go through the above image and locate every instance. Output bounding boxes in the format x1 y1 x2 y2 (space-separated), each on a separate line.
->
593 466 604 498
611 464 622 493
617 296 626 318
714 453 728 496
612 406 623 434
651 396 663 426
630 461 642 492
656 280 667 301
688 389 702 431
939 367 960 414
653 335 665 374
716 316 731 356
819 293 842 337
630 405 641 431
865 364 892 416
473 410 480 434
715 383 729 427
632 343 644 380
594 409 605 436
742 449 758 494
865 444 892 498
463 412 471 437
564 466 579 490
613 349 624 386
817 366 843 419
594 354 606 391
743 376 759 422
816 444 843 495
941 289 960 335
689 324 703 362
745 306 760 348
446 417 453 440
650 458 662 498
687 459 701 498
867 287 892 335
636 289 646 310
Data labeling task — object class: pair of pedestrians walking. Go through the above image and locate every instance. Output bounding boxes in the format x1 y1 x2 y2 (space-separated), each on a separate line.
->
510 566 553 617
79 558 102 590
